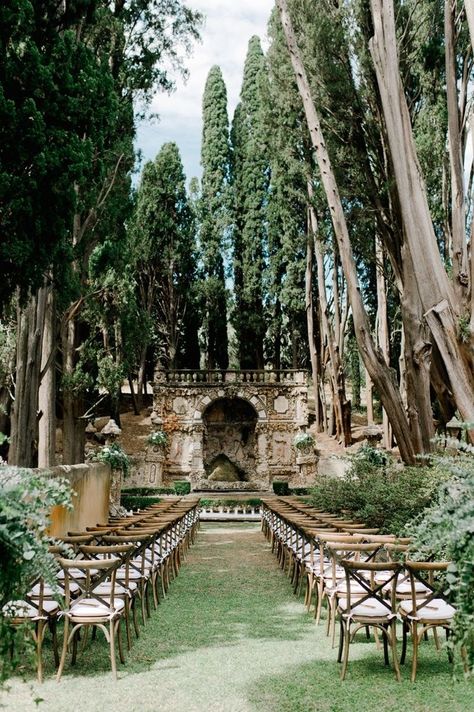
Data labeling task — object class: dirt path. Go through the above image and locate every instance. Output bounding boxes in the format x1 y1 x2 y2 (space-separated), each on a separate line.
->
3 524 472 712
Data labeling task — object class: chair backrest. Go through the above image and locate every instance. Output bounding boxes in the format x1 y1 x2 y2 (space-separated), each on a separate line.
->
340 559 401 614
403 560 452 616
57 556 122 610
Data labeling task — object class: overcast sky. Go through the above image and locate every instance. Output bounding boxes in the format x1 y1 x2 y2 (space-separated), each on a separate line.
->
135 0 275 184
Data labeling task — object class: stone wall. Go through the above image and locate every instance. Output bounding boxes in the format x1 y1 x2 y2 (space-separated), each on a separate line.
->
140 369 318 491
47 462 111 537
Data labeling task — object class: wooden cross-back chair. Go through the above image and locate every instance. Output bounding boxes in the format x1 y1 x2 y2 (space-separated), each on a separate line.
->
399 560 456 682
56 554 127 681
337 559 402 681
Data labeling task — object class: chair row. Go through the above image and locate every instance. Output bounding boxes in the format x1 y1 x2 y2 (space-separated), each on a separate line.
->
4 496 201 682
262 497 456 681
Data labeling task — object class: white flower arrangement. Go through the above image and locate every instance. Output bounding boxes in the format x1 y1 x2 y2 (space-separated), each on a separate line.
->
93 443 130 475
147 430 168 447
293 432 315 451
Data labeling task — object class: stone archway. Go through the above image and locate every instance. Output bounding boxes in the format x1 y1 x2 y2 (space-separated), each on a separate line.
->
202 398 258 483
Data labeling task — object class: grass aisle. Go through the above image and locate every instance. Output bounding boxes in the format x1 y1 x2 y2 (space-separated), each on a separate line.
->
3 523 473 712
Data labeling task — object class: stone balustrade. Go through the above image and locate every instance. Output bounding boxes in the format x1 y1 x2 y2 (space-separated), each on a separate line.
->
154 369 306 386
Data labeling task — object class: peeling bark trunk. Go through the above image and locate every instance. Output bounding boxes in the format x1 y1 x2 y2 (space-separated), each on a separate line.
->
375 239 392 449
366 368 374 425
370 0 474 437
9 290 47 466
61 317 85 464
38 285 56 467
305 220 321 430
445 0 469 303
277 0 414 461
309 201 351 445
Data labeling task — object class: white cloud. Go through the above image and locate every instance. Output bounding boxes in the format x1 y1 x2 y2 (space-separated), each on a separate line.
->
135 0 275 182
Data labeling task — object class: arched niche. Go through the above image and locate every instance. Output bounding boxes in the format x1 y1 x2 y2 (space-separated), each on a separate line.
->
202 397 258 482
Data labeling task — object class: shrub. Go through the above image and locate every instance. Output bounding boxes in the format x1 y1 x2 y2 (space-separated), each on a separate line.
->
408 441 474 674
0 468 73 683
273 481 289 496
121 486 174 496
293 432 315 451
147 430 168 447
91 443 130 476
290 487 310 496
174 481 191 495
121 495 161 511
309 445 448 534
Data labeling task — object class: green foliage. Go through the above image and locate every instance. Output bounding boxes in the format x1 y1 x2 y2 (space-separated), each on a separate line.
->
0 467 73 683
290 487 310 496
199 65 230 369
0 0 115 307
293 433 315 451
231 37 269 369
92 443 130 476
273 481 290 496
408 444 474 674
199 498 262 509
147 430 168 447
121 486 174 496
174 481 191 496
130 141 200 369
263 11 309 368
121 495 161 511
308 446 447 534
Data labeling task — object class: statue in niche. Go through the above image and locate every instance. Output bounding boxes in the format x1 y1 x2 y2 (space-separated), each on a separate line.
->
272 432 292 464
206 454 245 482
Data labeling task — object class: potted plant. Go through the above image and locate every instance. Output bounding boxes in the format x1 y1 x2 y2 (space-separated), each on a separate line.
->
147 430 168 448
293 432 315 454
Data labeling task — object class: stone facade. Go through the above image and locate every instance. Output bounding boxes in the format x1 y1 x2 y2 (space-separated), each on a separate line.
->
133 369 317 491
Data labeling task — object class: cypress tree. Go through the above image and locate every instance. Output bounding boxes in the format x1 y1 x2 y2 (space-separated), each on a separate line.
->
200 65 230 370
130 142 199 372
231 36 269 370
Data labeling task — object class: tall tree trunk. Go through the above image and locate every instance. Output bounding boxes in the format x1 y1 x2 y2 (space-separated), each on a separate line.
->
61 317 85 464
445 0 469 304
366 368 374 425
375 239 392 449
305 222 321 429
309 200 351 445
277 0 415 461
370 0 474 438
38 285 56 467
9 290 47 466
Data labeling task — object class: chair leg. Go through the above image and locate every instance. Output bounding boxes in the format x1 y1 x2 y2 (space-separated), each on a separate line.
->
400 619 408 664
411 621 419 682
340 622 351 680
35 621 44 684
390 620 401 682
337 618 344 663
56 617 70 682
132 599 140 638
109 621 117 679
117 620 125 665
124 600 132 650
50 617 59 668
71 628 79 666
382 624 389 665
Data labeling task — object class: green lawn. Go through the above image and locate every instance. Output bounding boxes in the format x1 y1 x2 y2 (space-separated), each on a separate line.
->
2 522 473 711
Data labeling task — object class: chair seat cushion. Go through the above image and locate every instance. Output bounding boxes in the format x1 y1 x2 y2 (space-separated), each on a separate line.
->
336 581 369 595
116 567 142 580
339 597 392 618
399 598 456 620
70 598 125 618
93 582 131 597
3 599 59 619
396 581 430 595
29 581 79 597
